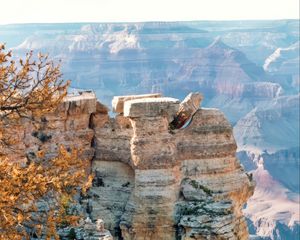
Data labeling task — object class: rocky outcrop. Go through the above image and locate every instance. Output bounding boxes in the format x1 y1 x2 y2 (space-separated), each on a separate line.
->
4 91 254 239
1 91 106 239
173 108 254 240
3 91 97 164
90 92 254 239
59 218 113 240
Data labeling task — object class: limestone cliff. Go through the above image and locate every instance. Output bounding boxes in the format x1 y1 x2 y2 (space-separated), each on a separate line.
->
91 93 255 240
5 91 254 239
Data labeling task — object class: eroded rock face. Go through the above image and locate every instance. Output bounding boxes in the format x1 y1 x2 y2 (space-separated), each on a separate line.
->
1 91 105 239
91 92 254 240
3 91 254 240
59 218 113 240
169 92 203 130
3 91 97 164
174 109 254 239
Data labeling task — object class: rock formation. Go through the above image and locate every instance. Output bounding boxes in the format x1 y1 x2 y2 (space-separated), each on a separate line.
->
91 92 255 239
4 90 254 239
59 217 113 240
3 91 96 164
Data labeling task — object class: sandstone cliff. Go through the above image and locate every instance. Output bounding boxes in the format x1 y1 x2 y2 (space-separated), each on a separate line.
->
90 92 254 239
6 91 254 239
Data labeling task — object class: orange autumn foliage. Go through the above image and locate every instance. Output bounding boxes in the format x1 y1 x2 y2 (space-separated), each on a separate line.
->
0 44 92 239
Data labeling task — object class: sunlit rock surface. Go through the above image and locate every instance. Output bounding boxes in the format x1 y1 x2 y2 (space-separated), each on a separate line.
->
1 20 298 239
90 92 254 239
2 89 254 240
4 91 254 239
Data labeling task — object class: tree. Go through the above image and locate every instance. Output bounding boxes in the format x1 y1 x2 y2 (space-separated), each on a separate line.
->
0 44 92 239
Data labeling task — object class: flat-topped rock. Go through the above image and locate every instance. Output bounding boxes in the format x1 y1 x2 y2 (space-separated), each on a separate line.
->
58 91 97 115
112 93 162 113
123 97 180 118
65 90 96 102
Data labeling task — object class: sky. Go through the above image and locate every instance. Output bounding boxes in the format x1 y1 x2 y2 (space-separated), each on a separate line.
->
1 0 299 25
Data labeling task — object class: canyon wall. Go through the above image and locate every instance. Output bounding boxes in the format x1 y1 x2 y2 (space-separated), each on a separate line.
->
5 91 254 239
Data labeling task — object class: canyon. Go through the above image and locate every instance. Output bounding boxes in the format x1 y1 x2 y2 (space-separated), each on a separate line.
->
1 20 298 239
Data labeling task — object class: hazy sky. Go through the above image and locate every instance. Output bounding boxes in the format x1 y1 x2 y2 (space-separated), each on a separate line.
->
1 0 299 25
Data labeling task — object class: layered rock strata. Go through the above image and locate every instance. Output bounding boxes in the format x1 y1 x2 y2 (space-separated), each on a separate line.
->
112 93 162 113
91 92 255 240
3 91 254 239
2 91 107 239
169 92 203 130
3 91 97 163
